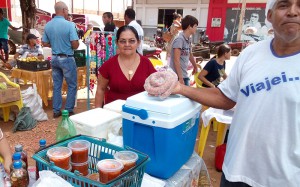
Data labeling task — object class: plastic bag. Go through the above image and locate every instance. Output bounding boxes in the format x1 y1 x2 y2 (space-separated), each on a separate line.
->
21 84 48 121
13 107 37 132
32 170 73 187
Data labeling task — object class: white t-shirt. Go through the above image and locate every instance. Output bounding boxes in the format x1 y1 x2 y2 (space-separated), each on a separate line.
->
218 39 300 187
128 20 144 55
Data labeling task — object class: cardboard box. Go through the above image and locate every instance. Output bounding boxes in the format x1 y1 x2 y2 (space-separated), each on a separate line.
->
0 87 20 104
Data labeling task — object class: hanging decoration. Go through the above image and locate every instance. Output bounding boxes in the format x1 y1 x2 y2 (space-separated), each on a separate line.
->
87 31 117 94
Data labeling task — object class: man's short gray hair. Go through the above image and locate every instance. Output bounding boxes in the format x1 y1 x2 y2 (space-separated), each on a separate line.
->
265 0 277 28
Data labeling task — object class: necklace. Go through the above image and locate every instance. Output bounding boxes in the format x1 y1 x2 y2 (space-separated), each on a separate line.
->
119 54 139 80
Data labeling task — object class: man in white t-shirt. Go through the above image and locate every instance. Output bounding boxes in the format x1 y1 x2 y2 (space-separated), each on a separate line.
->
169 0 300 186
124 8 144 55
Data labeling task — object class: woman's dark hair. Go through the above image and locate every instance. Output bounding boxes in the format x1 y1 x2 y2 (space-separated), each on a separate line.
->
181 15 198 30
116 25 140 42
173 12 182 20
0 8 3 15
217 44 231 57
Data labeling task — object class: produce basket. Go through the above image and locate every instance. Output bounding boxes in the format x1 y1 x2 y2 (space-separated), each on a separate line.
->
32 135 149 187
16 60 51 71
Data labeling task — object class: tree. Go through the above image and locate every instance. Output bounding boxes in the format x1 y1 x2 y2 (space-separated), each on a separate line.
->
19 0 37 42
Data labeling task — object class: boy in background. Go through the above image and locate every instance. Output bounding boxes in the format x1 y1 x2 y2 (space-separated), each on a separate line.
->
169 15 198 86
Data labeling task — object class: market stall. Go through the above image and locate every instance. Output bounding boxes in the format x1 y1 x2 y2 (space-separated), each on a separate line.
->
11 67 87 106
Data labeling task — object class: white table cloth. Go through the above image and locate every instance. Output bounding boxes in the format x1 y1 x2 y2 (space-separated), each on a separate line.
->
201 107 234 127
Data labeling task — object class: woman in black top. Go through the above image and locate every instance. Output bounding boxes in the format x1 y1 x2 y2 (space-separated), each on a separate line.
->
198 44 231 88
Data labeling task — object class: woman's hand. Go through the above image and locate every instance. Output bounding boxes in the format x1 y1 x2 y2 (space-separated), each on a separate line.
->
3 157 12 173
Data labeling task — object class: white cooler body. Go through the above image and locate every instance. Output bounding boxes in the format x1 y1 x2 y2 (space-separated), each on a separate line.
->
70 108 122 139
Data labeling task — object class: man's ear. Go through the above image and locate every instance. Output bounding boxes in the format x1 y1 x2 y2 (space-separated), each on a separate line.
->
267 9 273 24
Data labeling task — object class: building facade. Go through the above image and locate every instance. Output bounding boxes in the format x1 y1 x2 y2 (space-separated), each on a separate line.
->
134 0 268 43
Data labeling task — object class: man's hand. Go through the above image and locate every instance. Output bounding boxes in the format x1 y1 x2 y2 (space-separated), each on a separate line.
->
179 78 184 85
192 66 198 75
171 81 182 95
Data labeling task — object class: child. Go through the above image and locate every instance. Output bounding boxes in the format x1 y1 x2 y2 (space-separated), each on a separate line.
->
169 15 198 86
0 128 12 173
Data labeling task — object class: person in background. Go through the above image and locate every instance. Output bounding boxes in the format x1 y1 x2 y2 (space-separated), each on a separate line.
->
94 25 156 107
166 12 182 59
0 8 22 61
124 8 144 55
3 34 43 70
0 128 12 173
170 0 300 186
241 12 262 41
103 12 116 32
198 44 231 88
82 23 93 41
42 1 79 118
169 15 198 86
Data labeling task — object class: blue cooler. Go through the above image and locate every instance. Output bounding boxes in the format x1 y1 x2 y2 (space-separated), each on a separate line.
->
122 91 201 179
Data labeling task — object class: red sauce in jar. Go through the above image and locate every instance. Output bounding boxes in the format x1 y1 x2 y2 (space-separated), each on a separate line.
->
71 161 89 176
99 169 121 183
68 140 90 163
71 148 88 163
50 156 70 170
122 162 136 172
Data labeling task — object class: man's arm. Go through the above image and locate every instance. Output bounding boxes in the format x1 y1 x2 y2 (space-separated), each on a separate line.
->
9 24 22 31
71 40 79 49
173 48 184 84
189 53 198 75
173 83 236 110
42 42 51 47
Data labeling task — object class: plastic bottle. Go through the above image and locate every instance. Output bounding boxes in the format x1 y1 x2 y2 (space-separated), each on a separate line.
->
10 161 29 187
56 110 77 142
10 153 26 171
36 139 46 180
14 145 28 170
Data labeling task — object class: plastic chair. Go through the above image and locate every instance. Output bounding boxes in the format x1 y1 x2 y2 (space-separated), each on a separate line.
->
197 118 228 157
0 72 23 122
194 64 204 88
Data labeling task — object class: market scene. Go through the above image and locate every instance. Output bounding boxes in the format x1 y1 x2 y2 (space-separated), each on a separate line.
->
0 0 299 186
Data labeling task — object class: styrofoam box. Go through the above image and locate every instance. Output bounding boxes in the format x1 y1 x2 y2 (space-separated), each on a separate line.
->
70 108 122 139
103 99 126 114
122 91 201 179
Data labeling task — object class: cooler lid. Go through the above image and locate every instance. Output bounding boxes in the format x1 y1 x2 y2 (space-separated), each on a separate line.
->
70 108 121 127
103 99 126 113
124 91 200 115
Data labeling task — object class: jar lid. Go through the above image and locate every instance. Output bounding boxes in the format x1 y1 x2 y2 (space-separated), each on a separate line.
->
67 140 90 151
97 159 123 172
113 151 138 164
47 147 72 159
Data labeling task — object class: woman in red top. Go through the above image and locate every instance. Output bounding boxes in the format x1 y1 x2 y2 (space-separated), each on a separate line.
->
95 25 156 107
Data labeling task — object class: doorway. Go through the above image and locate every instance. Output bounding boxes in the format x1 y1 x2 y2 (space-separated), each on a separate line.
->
158 8 183 29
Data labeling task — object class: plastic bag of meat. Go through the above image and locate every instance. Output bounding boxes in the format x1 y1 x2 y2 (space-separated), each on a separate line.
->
144 70 178 99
